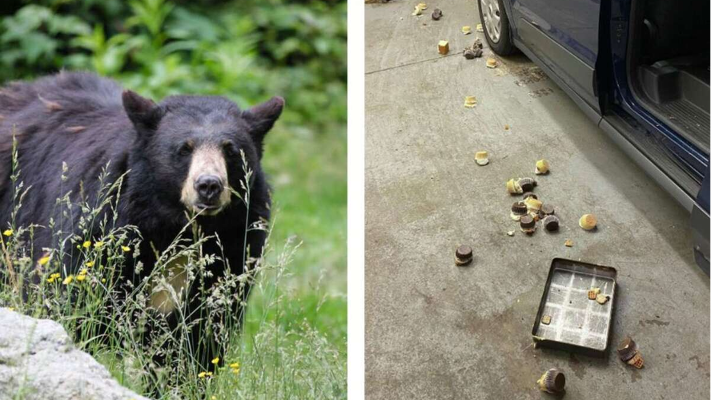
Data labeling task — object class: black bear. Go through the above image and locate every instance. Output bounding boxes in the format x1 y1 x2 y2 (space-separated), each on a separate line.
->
0 71 283 369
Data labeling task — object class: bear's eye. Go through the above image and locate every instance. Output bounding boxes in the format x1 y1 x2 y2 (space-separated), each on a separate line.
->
223 141 236 157
178 142 193 156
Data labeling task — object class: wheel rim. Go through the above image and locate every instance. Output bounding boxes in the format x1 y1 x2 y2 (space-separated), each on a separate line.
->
481 0 501 43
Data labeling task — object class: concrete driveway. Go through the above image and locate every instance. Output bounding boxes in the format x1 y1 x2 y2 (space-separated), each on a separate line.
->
364 1 710 399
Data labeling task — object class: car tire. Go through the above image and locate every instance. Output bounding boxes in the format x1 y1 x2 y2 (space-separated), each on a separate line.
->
477 0 516 56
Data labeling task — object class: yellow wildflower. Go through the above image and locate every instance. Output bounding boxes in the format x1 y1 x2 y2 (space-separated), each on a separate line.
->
86 261 94 267
94 241 104 248
211 357 219 365
198 371 213 379
51 273 60 279
82 241 91 248
63 275 74 285
229 362 240 369
231 367 240 375
7 307 14 311
47 277 54 283
121 246 131 252
2 229 12 237
211 397 217 400
38 255 50 266
76 275 86 282
79 268 88 275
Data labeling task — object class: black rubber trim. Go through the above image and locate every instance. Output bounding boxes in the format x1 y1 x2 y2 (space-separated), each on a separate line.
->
516 19 599 112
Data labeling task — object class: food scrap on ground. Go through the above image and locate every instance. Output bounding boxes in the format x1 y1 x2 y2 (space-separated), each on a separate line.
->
520 215 536 234
540 204 554 216
486 58 497 68
524 196 542 214
537 369 565 394
564 239 573 247
506 178 523 194
438 40 449 55
455 245 473 266
618 337 645 369
464 95 477 108
541 315 552 325
510 201 527 221
463 38 483 59
476 23 483 32
542 215 559 231
475 151 489 166
535 159 550 174
518 177 536 192
506 230 515 237
579 214 597 230
431 8 442 20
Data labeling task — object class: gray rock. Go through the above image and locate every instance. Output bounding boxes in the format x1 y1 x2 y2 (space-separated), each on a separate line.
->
0 308 149 400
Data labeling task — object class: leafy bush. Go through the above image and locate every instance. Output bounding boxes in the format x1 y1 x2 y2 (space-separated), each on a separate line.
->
0 0 346 129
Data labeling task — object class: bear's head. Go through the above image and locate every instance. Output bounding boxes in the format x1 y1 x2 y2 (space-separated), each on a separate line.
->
122 90 283 216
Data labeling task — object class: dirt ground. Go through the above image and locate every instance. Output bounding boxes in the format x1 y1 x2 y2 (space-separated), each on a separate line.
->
364 1 710 399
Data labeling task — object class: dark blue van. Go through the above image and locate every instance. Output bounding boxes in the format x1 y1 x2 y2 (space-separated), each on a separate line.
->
477 0 710 272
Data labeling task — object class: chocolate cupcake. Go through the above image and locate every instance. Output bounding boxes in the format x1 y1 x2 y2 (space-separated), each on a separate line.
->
543 215 560 232
455 245 473 266
617 336 637 362
520 215 535 234
537 369 565 394
540 203 555 216
510 201 528 221
518 177 537 192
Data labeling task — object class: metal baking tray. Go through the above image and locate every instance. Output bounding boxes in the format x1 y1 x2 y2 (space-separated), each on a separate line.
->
532 258 617 357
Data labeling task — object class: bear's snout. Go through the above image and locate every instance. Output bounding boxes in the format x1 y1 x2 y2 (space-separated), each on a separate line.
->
180 145 231 215
195 174 224 204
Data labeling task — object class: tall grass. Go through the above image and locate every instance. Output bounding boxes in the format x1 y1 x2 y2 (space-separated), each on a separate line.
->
0 141 346 399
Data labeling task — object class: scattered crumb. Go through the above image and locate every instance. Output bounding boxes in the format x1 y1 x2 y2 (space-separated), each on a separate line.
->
476 23 483 32
535 159 550 175
461 26 471 35
541 315 552 325
596 294 610 305
564 239 573 247
579 214 598 230
504 124 510 130
464 95 477 108
587 287 600 300
506 230 514 237
438 40 449 55
486 58 497 68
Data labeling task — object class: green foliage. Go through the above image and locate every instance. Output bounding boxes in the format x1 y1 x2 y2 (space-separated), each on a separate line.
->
0 0 346 129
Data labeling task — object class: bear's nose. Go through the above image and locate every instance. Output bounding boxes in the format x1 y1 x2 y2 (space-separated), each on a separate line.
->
194 174 224 203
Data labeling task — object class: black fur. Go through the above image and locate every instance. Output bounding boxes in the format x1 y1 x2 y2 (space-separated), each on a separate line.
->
0 71 283 368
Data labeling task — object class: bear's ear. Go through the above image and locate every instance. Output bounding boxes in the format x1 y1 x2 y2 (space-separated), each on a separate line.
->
242 96 284 158
122 90 164 132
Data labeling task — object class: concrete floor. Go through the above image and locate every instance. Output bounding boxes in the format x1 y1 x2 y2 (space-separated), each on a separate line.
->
364 1 710 399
